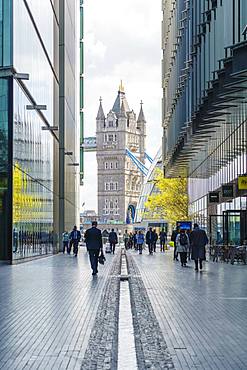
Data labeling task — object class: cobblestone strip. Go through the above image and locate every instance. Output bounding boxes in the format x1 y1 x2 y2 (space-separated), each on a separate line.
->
127 253 174 370
81 252 121 370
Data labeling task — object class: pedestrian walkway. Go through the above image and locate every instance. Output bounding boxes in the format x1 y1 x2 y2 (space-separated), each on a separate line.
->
131 249 247 370
1 246 247 369
0 249 116 370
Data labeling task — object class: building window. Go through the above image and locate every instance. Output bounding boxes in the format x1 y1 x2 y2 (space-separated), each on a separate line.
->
110 162 113 169
104 134 107 142
115 162 118 169
105 183 109 191
110 182 114 190
108 134 113 142
105 162 108 169
114 134 117 141
108 120 114 127
115 182 118 191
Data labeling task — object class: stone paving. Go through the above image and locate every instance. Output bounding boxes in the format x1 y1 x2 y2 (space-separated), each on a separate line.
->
0 248 116 370
1 246 247 369
130 249 247 370
127 254 174 369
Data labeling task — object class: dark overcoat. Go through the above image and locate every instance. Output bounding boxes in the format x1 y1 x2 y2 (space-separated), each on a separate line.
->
109 231 118 244
190 227 208 260
84 227 103 250
145 231 155 244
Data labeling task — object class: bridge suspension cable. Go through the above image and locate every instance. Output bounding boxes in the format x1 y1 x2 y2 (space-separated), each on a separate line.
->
125 148 149 176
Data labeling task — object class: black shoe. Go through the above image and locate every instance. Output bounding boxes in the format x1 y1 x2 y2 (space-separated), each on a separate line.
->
74 254 77 257
92 272 97 275
195 268 199 271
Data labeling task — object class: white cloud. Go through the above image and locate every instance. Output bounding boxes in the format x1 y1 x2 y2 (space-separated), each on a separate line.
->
81 0 162 211
85 33 107 61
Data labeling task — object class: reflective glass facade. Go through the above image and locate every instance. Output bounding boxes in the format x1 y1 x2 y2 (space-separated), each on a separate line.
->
162 1 247 235
0 0 80 262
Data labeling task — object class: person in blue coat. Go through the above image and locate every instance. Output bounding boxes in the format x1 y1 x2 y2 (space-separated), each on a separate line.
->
137 231 145 254
84 221 103 275
69 226 81 257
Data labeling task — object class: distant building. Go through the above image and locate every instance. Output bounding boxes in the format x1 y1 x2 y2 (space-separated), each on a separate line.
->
81 210 98 225
96 83 146 224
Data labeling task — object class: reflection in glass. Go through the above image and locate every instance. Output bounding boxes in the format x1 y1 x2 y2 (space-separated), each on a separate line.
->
12 82 54 260
0 78 9 259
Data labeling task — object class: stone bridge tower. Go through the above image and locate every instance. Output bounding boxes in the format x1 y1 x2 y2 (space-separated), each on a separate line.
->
96 83 146 224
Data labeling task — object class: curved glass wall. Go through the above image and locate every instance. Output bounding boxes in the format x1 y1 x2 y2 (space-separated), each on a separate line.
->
162 0 247 233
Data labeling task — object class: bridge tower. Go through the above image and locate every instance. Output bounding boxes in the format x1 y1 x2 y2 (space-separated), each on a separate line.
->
96 83 146 224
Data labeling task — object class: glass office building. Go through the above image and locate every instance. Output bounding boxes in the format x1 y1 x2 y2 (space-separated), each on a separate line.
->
162 0 247 245
0 0 80 262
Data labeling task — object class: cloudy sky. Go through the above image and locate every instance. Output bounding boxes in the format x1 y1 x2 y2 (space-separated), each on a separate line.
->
81 0 162 211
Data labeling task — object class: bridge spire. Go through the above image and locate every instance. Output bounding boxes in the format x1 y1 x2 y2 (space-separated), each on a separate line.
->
137 100 146 124
96 96 105 120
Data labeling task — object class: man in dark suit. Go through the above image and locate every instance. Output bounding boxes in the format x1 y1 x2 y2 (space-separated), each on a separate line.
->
190 223 208 271
108 228 118 254
69 225 81 257
145 227 155 254
84 221 103 275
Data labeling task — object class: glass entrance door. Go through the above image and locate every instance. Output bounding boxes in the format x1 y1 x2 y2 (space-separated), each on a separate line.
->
210 210 247 246
223 210 247 246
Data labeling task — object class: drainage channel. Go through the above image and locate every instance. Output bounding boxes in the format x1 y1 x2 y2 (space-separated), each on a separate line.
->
117 250 138 370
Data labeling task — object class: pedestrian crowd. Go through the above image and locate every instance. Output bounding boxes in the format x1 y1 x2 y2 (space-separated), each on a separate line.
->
123 227 167 255
62 222 208 275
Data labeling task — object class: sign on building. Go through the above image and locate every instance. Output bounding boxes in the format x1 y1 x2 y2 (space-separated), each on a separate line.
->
209 191 219 203
222 184 234 198
238 176 247 190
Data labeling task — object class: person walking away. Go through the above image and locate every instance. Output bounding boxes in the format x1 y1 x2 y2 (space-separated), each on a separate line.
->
175 229 190 267
159 228 167 252
153 230 158 252
84 221 103 275
133 231 138 250
190 223 208 271
69 226 81 257
108 228 118 254
62 231 70 254
123 230 129 249
129 233 133 249
146 227 154 254
171 227 179 261
137 230 144 254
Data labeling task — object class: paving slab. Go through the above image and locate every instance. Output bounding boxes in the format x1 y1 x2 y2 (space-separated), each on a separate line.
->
130 249 247 370
0 248 117 370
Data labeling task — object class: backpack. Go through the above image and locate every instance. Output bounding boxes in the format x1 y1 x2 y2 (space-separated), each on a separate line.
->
180 233 188 246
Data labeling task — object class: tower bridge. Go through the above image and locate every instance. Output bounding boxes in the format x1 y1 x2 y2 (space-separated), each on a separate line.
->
88 83 150 224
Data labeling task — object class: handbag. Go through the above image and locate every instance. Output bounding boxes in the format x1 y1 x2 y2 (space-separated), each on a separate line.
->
98 251 106 265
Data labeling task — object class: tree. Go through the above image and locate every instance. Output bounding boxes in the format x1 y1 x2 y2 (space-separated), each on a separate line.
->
145 169 188 226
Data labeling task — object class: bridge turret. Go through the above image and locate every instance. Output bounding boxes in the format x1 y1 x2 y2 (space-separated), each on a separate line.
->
96 97 105 132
